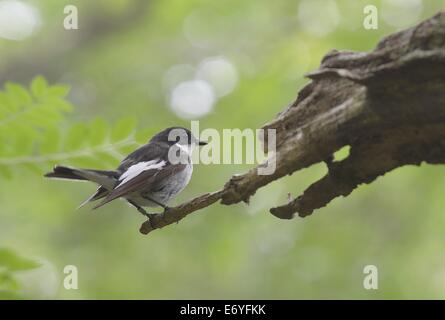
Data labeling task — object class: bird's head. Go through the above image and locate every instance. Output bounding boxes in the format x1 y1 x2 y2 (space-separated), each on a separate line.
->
150 127 207 147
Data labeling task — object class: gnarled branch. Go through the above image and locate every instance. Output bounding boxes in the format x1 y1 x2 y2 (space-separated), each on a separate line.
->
140 12 445 235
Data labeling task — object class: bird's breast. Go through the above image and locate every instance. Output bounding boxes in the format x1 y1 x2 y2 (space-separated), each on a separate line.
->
136 163 193 207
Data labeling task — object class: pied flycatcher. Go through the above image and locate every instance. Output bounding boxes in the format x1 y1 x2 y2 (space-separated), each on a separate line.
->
44 127 207 218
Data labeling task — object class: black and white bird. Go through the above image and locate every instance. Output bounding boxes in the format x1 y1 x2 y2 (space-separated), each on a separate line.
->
44 127 206 218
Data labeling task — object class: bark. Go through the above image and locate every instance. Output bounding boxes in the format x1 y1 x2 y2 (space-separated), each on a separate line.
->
140 12 445 235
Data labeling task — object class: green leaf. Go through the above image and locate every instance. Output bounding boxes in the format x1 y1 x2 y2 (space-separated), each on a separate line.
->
0 79 71 143
111 117 137 142
0 91 16 114
30 76 48 99
48 97 73 112
0 79 155 177
0 248 40 271
64 123 89 151
5 83 32 107
8 132 34 156
47 85 70 98
95 151 120 167
89 118 109 146
39 126 61 154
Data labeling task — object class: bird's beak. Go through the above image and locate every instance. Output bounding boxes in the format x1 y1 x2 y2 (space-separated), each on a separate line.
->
198 140 208 146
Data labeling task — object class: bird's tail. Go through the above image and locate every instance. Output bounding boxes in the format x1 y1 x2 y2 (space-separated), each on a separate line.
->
44 166 119 208
44 166 118 188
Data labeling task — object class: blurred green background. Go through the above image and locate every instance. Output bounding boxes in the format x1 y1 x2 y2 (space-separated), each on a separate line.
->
0 0 445 299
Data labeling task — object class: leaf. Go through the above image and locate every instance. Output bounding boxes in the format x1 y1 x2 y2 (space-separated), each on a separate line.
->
89 118 109 146
30 76 48 99
39 126 61 154
0 91 16 114
111 117 137 142
0 79 153 177
64 123 89 151
0 248 40 271
95 151 120 167
47 97 73 112
0 80 72 140
8 132 34 156
5 83 32 107
47 85 70 98
27 104 63 126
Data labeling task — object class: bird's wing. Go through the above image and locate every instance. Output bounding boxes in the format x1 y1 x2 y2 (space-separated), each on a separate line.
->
116 142 168 174
77 186 109 209
93 161 186 209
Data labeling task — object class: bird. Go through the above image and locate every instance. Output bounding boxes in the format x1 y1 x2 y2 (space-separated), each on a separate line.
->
44 127 207 219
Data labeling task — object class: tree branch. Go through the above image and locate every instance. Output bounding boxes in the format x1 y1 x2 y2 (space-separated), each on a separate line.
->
140 11 445 234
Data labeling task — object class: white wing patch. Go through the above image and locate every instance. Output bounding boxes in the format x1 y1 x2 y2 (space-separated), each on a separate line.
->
117 160 166 188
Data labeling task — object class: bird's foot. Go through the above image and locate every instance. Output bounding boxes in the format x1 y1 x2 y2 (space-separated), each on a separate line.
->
140 209 151 219
131 202 151 218
138 209 157 222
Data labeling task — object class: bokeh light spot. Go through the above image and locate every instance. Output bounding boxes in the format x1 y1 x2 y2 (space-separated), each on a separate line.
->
297 0 340 37
0 0 40 41
196 56 238 98
382 0 423 29
169 80 215 119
